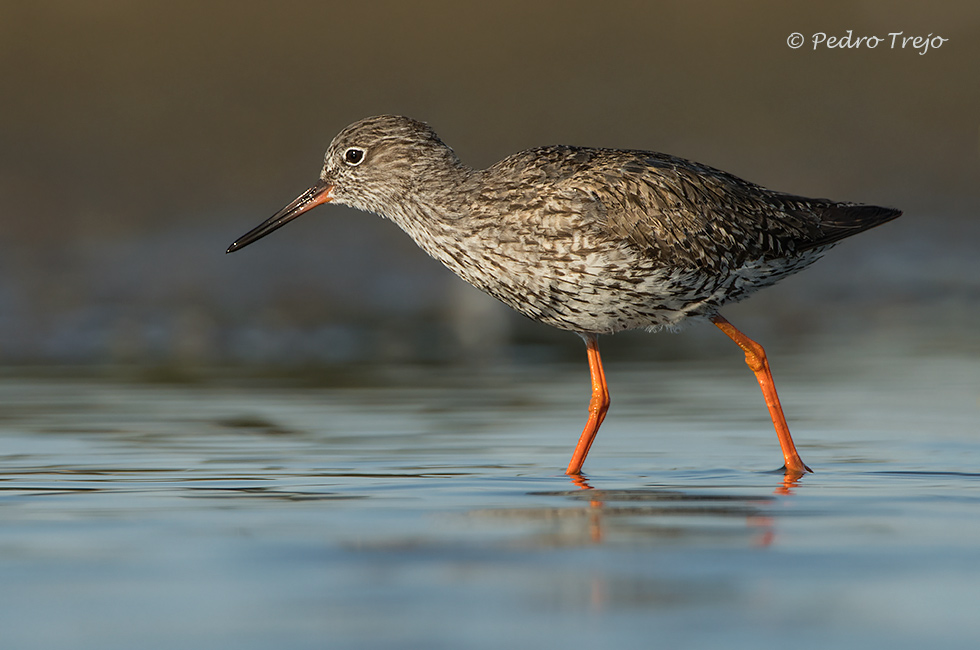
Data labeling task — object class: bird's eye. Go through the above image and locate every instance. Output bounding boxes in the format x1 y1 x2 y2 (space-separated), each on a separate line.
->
344 147 365 165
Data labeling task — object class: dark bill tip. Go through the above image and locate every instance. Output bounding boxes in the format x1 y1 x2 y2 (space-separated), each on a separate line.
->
226 180 334 253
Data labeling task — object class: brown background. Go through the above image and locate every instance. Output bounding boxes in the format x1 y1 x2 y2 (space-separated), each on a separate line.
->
1 1 977 366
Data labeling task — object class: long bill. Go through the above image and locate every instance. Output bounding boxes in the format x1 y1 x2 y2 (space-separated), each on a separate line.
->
226 179 334 253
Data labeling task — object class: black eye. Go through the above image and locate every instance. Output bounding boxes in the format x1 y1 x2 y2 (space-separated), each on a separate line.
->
344 148 365 165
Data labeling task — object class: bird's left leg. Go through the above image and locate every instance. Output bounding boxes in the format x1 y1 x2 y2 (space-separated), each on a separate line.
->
711 314 812 475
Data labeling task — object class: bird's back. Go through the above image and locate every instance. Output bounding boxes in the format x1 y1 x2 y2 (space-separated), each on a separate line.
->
484 146 900 270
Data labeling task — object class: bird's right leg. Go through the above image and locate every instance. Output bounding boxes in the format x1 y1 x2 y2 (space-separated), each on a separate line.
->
711 314 812 476
566 334 610 475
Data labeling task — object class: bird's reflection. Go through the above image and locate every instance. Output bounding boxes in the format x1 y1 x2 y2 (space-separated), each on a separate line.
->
496 469 808 548
777 470 806 495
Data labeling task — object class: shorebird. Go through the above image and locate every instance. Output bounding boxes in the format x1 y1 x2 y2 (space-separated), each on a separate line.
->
227 115 900 477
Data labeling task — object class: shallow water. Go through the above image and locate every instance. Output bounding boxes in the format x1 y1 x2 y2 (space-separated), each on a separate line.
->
1 351 979 649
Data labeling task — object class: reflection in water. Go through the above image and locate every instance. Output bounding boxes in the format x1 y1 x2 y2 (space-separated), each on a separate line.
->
566 463 801 544
466 484 779 550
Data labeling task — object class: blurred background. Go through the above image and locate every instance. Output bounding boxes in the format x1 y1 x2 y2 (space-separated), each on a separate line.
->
1 0 978 371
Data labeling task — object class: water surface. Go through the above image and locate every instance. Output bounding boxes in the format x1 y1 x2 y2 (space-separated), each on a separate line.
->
1 351 978 649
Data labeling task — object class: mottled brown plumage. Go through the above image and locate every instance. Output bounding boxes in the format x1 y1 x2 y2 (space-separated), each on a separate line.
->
228 115 901 478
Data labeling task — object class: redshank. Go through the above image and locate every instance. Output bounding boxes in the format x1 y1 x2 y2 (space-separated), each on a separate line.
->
227 115 900 477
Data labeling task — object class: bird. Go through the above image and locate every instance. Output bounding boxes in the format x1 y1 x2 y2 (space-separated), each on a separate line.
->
227 115 901 477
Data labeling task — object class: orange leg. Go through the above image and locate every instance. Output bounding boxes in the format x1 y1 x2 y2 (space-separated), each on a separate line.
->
711 314 812 475
566 334 610 475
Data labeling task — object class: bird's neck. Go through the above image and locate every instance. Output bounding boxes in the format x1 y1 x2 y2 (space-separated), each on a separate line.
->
387 152 477 222
380 158 483 267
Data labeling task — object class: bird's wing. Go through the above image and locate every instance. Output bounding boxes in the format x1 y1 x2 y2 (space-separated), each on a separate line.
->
558 150 900 270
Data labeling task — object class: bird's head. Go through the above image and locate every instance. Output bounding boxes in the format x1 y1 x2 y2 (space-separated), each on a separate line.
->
227 115 454 253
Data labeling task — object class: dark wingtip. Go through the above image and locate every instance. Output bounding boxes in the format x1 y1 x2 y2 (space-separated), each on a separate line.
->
830 203 903 229
868 205 902 223
795 201 903 251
